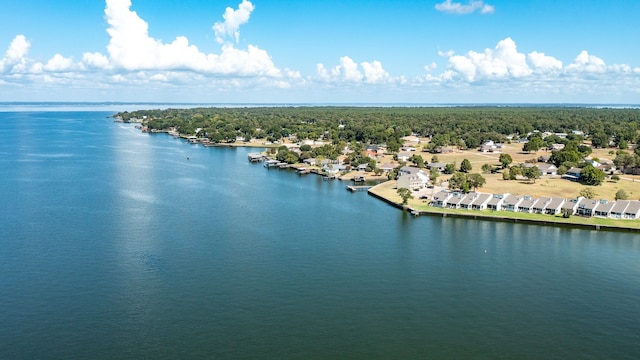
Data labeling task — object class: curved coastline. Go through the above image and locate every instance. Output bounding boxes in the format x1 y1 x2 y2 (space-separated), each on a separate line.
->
368 182 640 233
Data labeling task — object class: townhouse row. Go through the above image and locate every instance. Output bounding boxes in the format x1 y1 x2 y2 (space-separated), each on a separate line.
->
430 190 640 220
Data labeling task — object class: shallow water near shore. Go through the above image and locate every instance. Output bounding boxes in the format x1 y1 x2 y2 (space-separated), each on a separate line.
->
1 111 639 359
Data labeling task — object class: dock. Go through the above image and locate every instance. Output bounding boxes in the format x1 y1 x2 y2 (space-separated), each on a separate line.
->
346 185 372 192
248 153 264 162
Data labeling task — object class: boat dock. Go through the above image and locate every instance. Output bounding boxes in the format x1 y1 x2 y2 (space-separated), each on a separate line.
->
346 185 372 192
248 153 264 162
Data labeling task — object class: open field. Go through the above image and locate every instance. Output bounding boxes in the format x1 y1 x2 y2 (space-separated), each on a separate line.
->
424 144 640 201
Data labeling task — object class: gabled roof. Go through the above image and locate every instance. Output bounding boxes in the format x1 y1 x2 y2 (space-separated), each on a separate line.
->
487 193 507 206
518 197 536 209
594 200 616 214
472 193 492 206
459 193 478 206
502 194 521 206
610 200 630 214
432 190 451 202
532 197 551 210
546 197 566 209
624 201 640 215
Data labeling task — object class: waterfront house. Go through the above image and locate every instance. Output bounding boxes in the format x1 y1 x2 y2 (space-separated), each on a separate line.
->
532 197 551 214
517 196 536 213
576 199 598 217
397 167 429 189
471 193 492 210
502 194 522 212
593 200 615 218
431 190 453 207
610 200 630 219
487 193 509 211
561 197 584 216
357 164 369 172
459 193 478 210
447 192 465 209
303 158 317 166
545 197 566 215
623 201 640 219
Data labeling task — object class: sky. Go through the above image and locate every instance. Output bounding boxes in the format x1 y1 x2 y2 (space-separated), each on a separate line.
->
1 0 639 104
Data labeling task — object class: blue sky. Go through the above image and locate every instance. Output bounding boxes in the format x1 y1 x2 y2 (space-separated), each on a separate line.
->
1 0 639 103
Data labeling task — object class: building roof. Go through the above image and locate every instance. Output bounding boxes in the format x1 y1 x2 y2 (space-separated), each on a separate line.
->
518 196 536 209
624 201 640 215
610 200 630 214
487 193 506 206
546 197 566 209
502 194 521 206
532 196 551 210
594 200 616 214
472 193 492 206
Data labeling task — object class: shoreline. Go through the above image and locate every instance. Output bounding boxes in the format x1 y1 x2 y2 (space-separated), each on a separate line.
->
142 124 640 233
368 182 640 233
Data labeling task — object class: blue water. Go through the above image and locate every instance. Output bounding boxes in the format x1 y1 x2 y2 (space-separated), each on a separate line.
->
1 111 639 359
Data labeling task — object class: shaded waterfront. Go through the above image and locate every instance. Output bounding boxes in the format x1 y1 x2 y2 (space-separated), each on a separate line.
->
1 111 639 359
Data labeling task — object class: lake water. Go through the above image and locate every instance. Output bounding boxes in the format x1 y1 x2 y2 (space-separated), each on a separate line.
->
1 110 639 359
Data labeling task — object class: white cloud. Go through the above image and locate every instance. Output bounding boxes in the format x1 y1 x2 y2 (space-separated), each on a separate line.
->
435 0 495 15
565 50 607 73
82 52 111 69
0 35 31 73
316 56 394 85
44 54 76 72
92 0 280 77
213 0 255 44
5 35 30 61
528 51 563 73
445 37 531 81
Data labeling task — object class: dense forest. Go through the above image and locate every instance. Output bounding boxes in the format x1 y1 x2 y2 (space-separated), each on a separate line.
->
116 107 640 151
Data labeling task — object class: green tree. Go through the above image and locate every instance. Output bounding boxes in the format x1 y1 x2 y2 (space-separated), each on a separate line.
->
430 167 440 183
508 166 520 180
481 163 493 174
411 154 425 168
431 155 440 163
460 159 472 173
444 163 456 175
579 187 597 199
499 153 513 169
580 164 605 186
615 189 628 200
590 132 609 148
523 137 544 152
448 172 470 193
397 187 413 205
467 173 486 190
522 166 541 183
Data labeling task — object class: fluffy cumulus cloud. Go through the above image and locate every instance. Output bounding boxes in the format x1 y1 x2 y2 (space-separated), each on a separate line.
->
421 37 640 100
0 0 289 94
1 0 639 102
96 0 279 76
213 0 255 44
445 38 531 81
316 56 392 85
435 0 495 15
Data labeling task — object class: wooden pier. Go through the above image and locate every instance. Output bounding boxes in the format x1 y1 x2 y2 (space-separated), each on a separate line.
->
346 185 373 192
